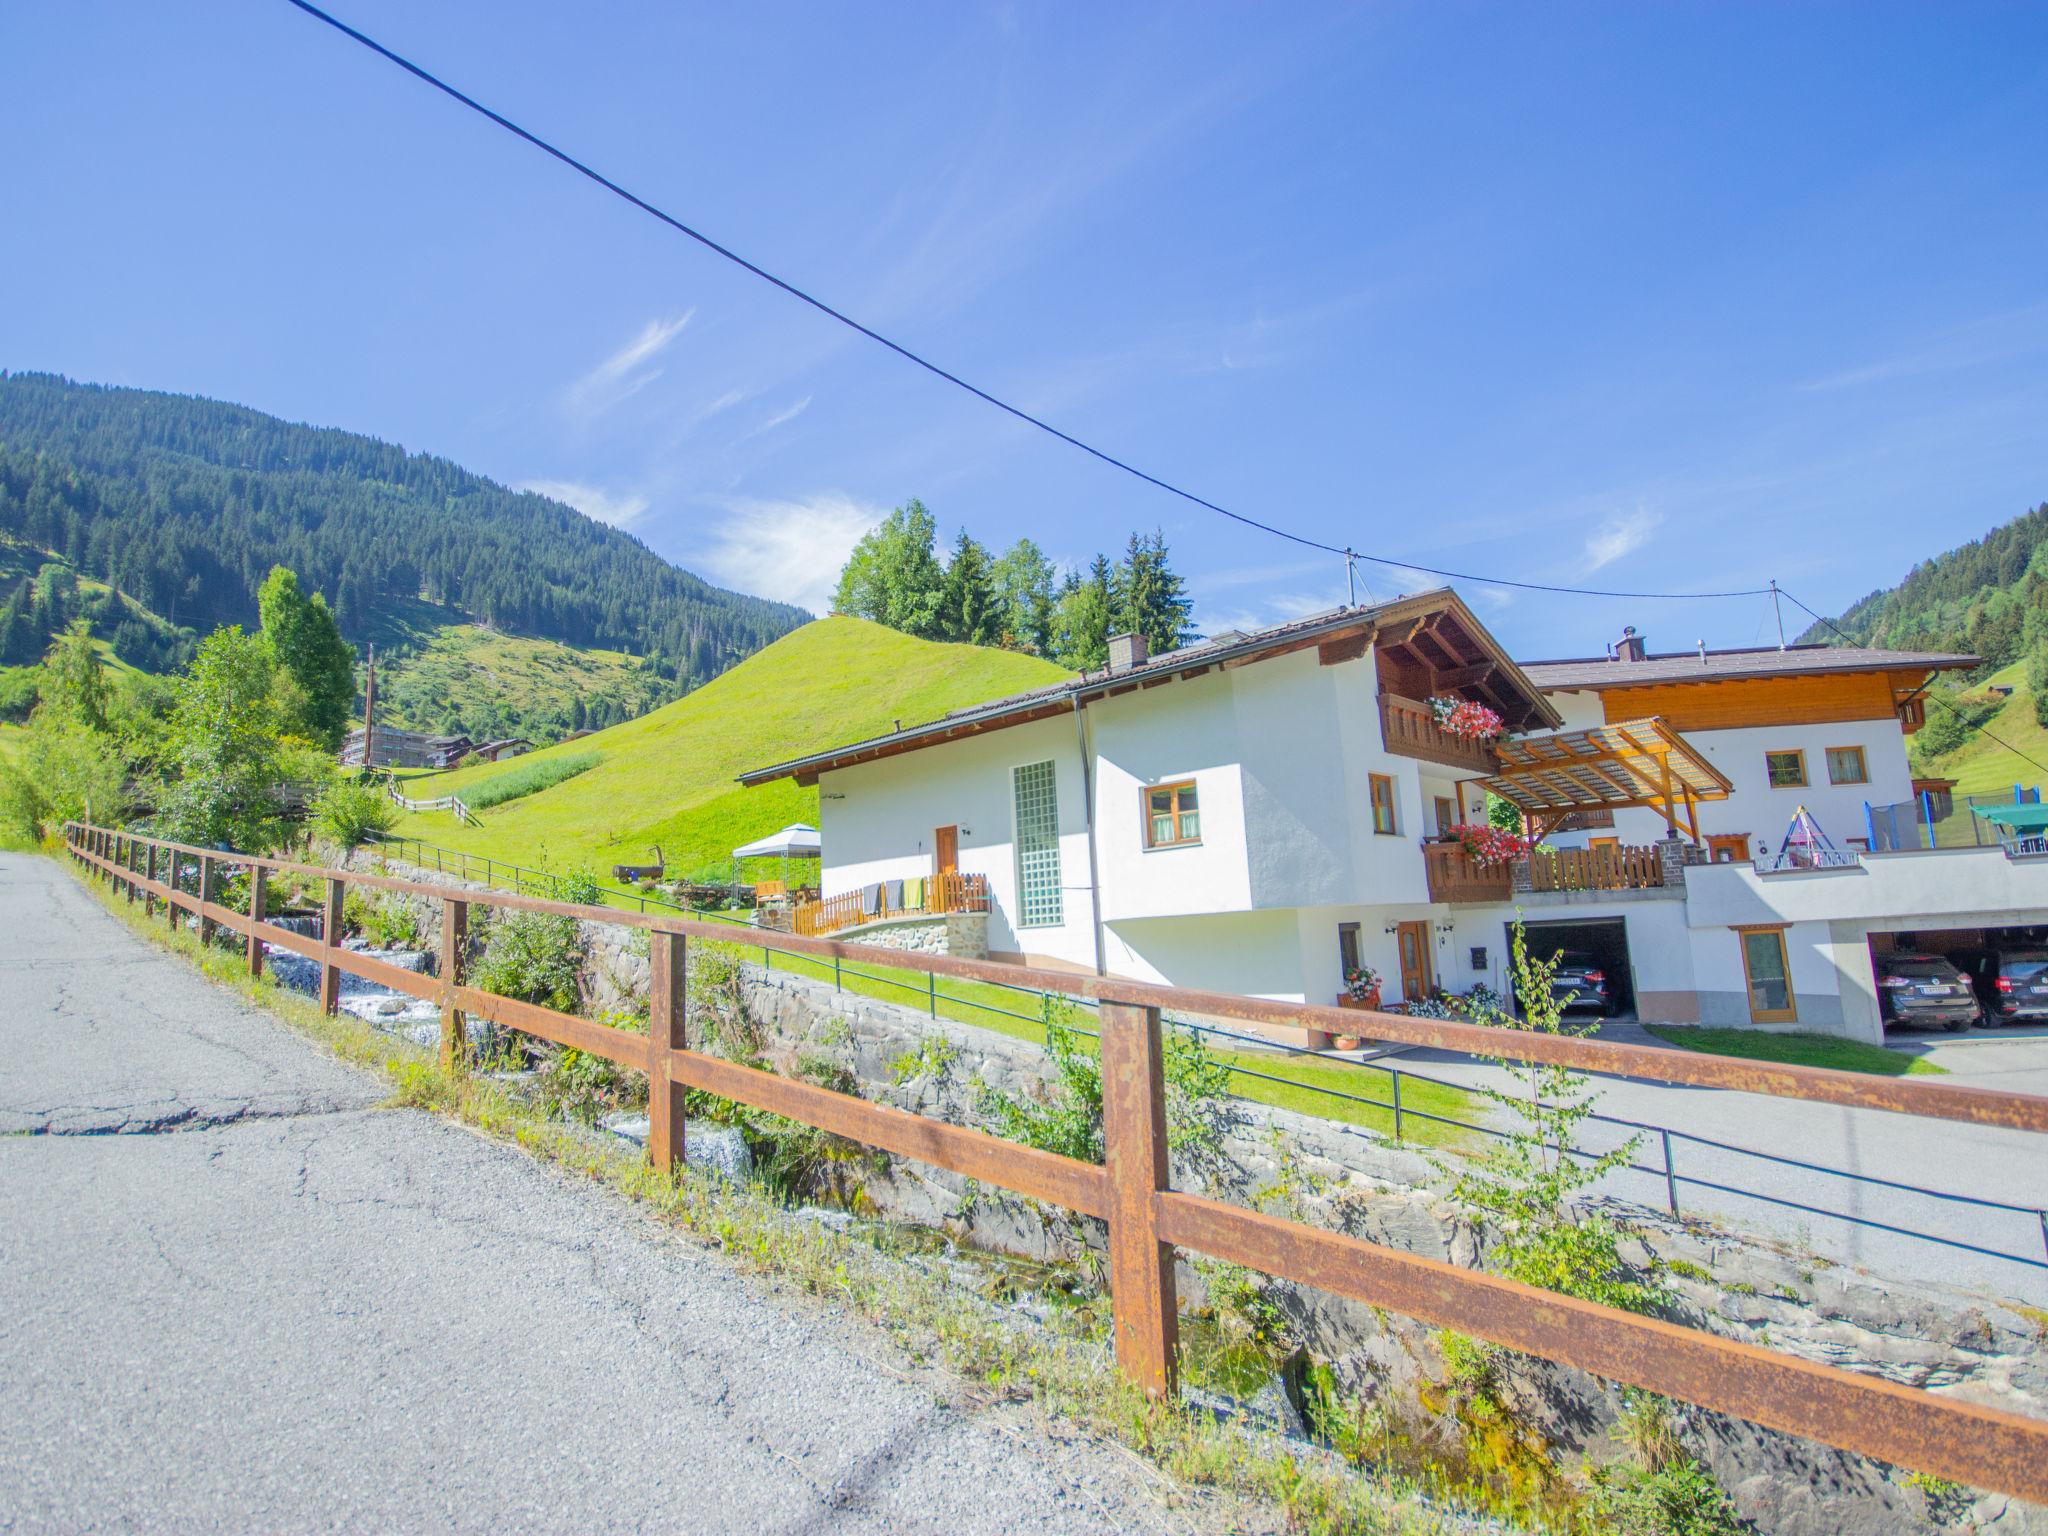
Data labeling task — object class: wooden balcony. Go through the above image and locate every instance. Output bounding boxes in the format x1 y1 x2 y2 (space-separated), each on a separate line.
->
1377 693 1499 774
792 870 991 938
1525 844 1665 893
1422 841 1514 903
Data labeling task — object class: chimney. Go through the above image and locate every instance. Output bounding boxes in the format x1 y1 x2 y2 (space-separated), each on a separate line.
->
1615 624 1647 663
1106 632 1149 674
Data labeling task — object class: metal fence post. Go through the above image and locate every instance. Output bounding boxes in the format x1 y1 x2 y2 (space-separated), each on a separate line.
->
834 954 842 993
928 971 937 1018
319 876 345 1015
1391 1069 1405 1144
246 864 268 979
1662 1128 1681 1218
648 928 687 1174
439 898 468 1070
1099 999 1178 1399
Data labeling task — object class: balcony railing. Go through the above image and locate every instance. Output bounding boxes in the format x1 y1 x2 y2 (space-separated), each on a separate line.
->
791 871 991 938
1422 841 1514 903
1377 692 1499 774
1525 844 1665 893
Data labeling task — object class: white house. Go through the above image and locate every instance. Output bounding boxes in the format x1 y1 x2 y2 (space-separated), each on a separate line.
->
739 597 2040 1046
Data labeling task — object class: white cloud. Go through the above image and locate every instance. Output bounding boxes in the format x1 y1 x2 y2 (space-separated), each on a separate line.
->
733 394 812 446
693 493 883 613
693 386 755 423
566 311 694 417
1583 506 1663 571
517 478 651 530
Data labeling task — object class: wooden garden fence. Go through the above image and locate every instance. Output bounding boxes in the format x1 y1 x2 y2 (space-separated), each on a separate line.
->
62 821 2048 1507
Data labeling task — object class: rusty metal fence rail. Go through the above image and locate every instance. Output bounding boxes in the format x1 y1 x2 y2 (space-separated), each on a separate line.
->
62 822 2048 1507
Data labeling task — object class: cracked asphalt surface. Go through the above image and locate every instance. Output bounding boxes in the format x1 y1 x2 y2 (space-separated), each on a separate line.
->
0 854 1199 1535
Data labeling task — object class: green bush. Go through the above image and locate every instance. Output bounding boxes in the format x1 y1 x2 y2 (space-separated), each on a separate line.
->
471 907 583 1013
463 751 601 811
1581 1456 1743 1535
311 778 399 847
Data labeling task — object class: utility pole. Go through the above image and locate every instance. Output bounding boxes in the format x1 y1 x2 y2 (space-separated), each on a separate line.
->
1768 580 1786 651
1345 550 1356 608
361 644 377 770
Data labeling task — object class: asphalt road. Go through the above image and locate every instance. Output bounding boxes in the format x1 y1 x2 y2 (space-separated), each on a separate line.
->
1372 1020 2048 1306
0 854 1197 1535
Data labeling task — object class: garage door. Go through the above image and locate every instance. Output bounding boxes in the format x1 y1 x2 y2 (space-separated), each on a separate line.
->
1508 916 1636 1015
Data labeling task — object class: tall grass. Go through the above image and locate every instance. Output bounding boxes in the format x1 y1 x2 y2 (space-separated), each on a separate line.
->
463 751 601 810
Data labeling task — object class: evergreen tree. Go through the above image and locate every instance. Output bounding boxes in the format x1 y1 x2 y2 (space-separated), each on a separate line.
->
42 618 111 734
1052 557 1115 672
256 565 356 748
938 531 1001 646
990 537 1056 654
1113 529 1193 656
157 626 289 850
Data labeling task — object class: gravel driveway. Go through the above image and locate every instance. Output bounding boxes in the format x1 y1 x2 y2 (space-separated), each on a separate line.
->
0 853 1203 1535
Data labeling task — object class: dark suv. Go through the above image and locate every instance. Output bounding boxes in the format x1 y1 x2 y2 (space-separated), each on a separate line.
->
1543 950 1612 1016
1874 953 1980 1032
1954 948 2048 1025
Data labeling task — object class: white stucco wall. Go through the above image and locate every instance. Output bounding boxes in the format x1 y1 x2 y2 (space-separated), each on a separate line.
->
817 714 1099 970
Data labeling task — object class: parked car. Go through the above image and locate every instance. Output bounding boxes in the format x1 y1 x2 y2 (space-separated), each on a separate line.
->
1873 953 1980 1032
1541 949 1612 1016
1953 947 2048 1025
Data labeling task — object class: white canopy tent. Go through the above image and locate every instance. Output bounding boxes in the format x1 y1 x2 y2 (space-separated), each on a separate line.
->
731 823 821 860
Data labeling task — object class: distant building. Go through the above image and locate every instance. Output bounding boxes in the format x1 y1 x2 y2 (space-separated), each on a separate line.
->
338 727 473 770
467 738 534 763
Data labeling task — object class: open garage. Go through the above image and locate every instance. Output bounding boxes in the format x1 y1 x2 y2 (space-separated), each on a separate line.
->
1869 923 2048 1029
1508 915 1636 1017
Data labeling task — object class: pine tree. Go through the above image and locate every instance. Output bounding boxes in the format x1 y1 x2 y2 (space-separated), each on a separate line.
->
1114 529 1193 656
938 532 1001 646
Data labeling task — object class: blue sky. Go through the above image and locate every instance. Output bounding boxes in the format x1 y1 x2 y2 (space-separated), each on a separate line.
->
4 2 2045 658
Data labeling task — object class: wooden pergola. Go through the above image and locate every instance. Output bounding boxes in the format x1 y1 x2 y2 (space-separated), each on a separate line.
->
1479 717 1732 843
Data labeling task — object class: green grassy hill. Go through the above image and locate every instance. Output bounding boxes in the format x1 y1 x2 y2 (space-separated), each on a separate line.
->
1911 659 2048 807
385 616 1071 880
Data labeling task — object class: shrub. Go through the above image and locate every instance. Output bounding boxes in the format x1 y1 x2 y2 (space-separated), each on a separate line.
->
311 778 398 847
463 752 600 811
471 907 583 1013
1581 1455 1743 1535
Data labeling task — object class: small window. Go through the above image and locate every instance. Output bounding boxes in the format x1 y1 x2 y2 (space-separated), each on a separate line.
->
1764 749 1808 789
1143 780 1201 848
1738 928 1796 1023
1707 833 1751 865
1369 773 1398 836
1433 795 1457 834
1825 746 1868 786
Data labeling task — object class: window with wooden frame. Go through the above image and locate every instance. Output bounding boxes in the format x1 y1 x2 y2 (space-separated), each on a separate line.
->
1736 926 1796 1023
1433 795 1457 835
1707 832 1752 865
1369 773 1398 836
1764 749 1808 789
1825 745 1868 786
1142 780 1201 849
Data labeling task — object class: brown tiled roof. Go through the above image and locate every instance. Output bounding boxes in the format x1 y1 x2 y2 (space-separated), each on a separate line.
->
738 588 1557 786
1520 644 1975 691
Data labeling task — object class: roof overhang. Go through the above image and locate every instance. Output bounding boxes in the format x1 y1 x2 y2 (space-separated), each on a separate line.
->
737 587 1560 788
1480 717 1733 828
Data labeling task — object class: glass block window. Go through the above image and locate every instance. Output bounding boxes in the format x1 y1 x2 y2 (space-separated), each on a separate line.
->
1012 759 1064 928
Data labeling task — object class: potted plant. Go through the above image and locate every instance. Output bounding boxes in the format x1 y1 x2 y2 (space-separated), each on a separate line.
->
1341 963 1382 1011
1426 695 1506 741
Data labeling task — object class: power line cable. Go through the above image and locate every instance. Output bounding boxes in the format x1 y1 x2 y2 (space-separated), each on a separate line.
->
281 0 1774 604
1776 586 2048 782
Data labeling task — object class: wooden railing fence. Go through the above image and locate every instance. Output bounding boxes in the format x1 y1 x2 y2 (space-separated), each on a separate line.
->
62 821 2048 1506
792 870 991 938
1528 842 1664 892
1376 692 1500 774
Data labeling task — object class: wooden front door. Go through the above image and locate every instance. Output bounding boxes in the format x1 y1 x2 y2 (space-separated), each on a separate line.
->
1396 920 1434 1003
932 825 959 876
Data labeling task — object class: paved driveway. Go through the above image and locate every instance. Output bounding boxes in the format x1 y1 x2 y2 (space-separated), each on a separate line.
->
1374 1021 2048 1306
0 854 1197 1535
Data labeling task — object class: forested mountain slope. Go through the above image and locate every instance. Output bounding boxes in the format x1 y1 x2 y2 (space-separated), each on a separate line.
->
0 373 805 691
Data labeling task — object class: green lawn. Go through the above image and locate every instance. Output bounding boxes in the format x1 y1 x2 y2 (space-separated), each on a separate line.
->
1645 1025 1947 1077
386 616 1072 882
1912 659 2047 821
745 942 1474 1148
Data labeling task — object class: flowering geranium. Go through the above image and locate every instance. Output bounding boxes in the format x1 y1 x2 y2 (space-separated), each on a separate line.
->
1343 963 1381 1001
1445 821 1534 865
1426 696 1505 741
